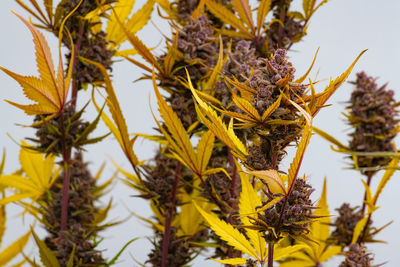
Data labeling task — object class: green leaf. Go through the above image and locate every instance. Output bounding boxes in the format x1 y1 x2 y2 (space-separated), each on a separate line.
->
32 230 60 267
108 238 138 265
66 244 75 267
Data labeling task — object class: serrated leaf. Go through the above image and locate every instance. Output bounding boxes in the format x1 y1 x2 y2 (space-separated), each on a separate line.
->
152 70 199 174
287 125 312 191
83 58 139 168
32 230 60 267
196 131 215 173
205 0 251 37
232 0 254 33
111 8 161 71
257 0 272 34
373 157 399 205
189 72 247 159
238 171 266 259
311 50 366 117
0 231 30 266
195 203 258 258
261 94 282 122
106 0 136 43
232 92 261 121
109 0 155 48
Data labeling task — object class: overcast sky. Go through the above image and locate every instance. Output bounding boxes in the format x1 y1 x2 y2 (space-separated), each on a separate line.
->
1 0 400 266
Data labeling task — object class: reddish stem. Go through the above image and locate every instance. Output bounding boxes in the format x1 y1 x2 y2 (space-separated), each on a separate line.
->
268 243 274 267
59 111 71 232
161 162 181 267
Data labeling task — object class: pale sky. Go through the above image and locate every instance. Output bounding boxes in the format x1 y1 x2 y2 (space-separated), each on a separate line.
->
1 0 400 266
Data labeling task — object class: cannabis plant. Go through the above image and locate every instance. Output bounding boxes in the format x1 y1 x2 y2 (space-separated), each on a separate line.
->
0 0 398 266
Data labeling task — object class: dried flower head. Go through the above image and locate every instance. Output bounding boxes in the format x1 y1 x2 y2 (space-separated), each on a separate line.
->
43 153 105 266
347 71 398 175
330 203 364 247
28 103 89 155
340 244 374 267
142 152 192 209
256 178 315 241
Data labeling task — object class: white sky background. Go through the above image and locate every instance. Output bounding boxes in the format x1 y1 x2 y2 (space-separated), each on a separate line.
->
0 0 400 266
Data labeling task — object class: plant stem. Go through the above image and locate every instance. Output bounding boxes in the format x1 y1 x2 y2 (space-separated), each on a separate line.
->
59 110 71 232
268 243 274 267
361 173 373 215
161 161 181 267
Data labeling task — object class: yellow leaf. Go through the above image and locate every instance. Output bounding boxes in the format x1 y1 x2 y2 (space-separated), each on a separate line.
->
311 50 366 117
0 231 30 266
261 94 282 122
106 0 136 43
303 0 315 18
351 217 368 244
232 92 261 121
319 245 341 262
274 244 308 260
20 141 55 189
250 170 286 195
180 196 212 236
212 258 247 264
83 59 139 167
0 205 5 246
287 125 312 191
195 203 258 258
312 127 349 150
232 0 254 33
1 13 67 115
205 0 251 37
373 157 399 205
257 0 272 34
109 0 155 48
205 36 224 89
295 48 319 83
189 72 247 158
361 180 374 213
254 195 284 213
238 171 266 260
196 131 215 172
152 70 199 174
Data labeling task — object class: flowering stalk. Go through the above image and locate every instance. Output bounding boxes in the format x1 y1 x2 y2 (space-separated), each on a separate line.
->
161 162 181 267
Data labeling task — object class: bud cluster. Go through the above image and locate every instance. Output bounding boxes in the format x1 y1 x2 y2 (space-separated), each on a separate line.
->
348 72 398 174
256 178 315 241
42 153 105 266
